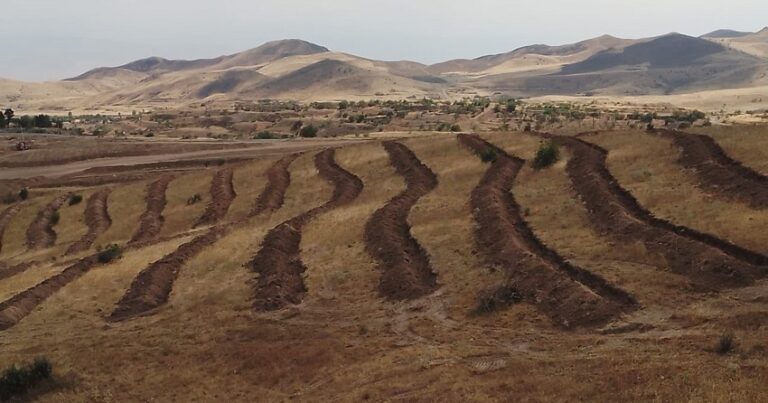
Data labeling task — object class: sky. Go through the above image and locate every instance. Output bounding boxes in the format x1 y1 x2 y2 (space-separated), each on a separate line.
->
2 0 767 81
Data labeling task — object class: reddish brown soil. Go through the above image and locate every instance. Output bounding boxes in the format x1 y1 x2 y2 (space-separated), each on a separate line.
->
556 136 767 290
109 228 226 322
66 189 113 255
657 129 768 208
130 176 174 245
459 134 636 328
194 168 237 227
251 149 363 311
25 194 70 250
250 154 302 217
364 141 438 301
0 262 36 282
0 255 100 331
0 204 22 254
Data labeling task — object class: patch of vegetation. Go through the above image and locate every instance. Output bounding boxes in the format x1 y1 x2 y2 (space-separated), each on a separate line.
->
18 188 28 201
0 357 53 401
715 333 735 355
299 125 318 138
49 211 60 226
254 131 278 140
479 148 498 163
97 244 123 263
68 194 83 206
473 286 522 315
187 193 203 205
532 141 560 170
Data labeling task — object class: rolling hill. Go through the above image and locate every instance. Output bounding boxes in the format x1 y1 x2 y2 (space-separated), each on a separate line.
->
2 31 768 110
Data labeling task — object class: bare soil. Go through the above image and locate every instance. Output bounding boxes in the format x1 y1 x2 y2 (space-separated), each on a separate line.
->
251 148 363 311
194 168 237 227
66 189 113 255
25 194 70 250
250 154 301 217
130 176 173 245
556 135 767 290
659 129 768 208
459 134 636 328
364 141 438 300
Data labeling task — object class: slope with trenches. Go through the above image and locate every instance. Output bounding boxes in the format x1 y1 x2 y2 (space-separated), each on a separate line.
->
130 176 173 245
194 168 236 227
556 136 767 290
0 204 21 254
459 134 635 328
251 148 363 311
658 130 768 208
25 194 70 250
0 255 101 330
65 189 113 255
364 141 438 301
250 154 301 216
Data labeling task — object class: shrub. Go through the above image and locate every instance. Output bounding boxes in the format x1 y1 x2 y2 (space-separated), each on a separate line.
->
479 148 497 163
473 286 522 315
68 194 83 206
532 141 559 169
49 211 60 225
450 124 462 132
716 334 735 355
187 193 203 205
97 244 123 263
299 125 318 138
18 188 29 201
0 357 53 401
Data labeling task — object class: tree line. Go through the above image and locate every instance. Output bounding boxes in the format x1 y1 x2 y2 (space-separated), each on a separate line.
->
0 109 65 129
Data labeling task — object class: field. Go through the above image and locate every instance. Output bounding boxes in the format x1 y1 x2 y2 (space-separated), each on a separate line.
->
1 125 768 401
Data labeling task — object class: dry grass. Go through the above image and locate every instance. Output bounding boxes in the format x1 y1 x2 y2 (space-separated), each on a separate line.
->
689 125 768 174
226 158 278 222
95 180 148 246
158 170 212 238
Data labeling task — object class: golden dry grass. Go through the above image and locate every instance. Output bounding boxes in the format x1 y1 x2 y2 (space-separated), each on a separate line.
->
94 180 148 246
226 158 278 222
689 125 768 174
159 170 213 238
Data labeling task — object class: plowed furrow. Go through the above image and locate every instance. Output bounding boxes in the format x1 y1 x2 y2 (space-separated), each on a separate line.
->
250 154 301 217
130 175 173 245
660 130 768 208
252 149 363 311
0 255 100 330
557 136 767 290
26 194 70 250
0 204 21 253
108 228 225 322
459 134 636 328
364 141 438 301
195 168 237 227
0 262 35 282
66 189 113 255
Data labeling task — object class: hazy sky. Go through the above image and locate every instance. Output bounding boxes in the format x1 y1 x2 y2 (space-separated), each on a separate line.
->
2 0 767 81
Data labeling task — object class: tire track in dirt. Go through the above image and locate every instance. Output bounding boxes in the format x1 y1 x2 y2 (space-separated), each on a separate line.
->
656 129 768 208
458 134 636 328
0 204 22 254
364 141 438 301
108 227 226 322
555 136 767 290
130 175 173 245
194 168 237 227
251 149 363 311
66 189 113 255
0 255 101 330
250 154 301 217
26 194 70 250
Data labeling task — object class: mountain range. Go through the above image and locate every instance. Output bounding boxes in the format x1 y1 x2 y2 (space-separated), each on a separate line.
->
2 28 768 111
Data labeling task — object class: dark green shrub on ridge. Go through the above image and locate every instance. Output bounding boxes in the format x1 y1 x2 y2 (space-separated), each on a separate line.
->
532 141 559 169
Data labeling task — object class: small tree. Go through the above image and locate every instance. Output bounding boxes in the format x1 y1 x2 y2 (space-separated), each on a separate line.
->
3 108 13 125
532 141 560 169
18 188 28 201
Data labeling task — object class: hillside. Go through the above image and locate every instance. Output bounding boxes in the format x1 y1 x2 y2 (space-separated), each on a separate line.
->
2 31 768 110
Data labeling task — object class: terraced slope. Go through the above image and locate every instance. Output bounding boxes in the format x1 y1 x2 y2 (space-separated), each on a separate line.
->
130 176 173 245
0 204 21 254
556 136 767 290
26 194 70 250
459 134 636 328
66 189 113 255
250 154 301 217
364 141 439 301
251 148 363 311
194 168 237 227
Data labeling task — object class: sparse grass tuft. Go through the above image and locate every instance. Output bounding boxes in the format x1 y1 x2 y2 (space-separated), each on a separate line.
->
473 285 522 315
715 333 735 355
532 141 559 170
187 193 203 205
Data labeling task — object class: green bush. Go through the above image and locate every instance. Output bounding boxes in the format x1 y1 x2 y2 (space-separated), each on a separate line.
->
299 125 318 138
254 131 277 139
18 188 29 201
532 141 559 169
69 194 83 206
97 244 123 263
0 357 53 401
479 148 497 163
49 211 60 225
716 334 734 355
